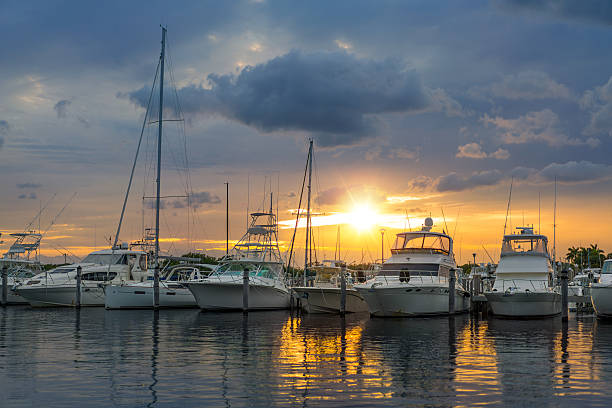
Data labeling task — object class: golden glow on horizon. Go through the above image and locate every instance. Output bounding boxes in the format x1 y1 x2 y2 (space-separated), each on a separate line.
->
348 203 379 231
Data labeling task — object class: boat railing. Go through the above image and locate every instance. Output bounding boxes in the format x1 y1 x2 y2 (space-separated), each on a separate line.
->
373 269 450 286
492 278 553 292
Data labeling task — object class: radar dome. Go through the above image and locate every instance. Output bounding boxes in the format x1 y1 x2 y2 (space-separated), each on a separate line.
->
424 217 434 227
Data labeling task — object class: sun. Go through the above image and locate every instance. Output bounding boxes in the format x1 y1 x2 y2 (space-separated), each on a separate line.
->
348 203 379 231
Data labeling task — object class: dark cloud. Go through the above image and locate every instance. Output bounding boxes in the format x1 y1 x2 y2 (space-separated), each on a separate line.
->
498 0 612 26
18 192 37 200
0 119 8 150
317 186 347 205
468 71 571 100
54 99 71 118
146 191 221 210
125 50 431 147
16 182 42 189
537 160 610 182
436 170 503 192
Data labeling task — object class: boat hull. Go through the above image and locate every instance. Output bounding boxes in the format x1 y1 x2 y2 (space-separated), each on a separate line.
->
105 284 196 309
591 285 612 318
15 284 106 307
485 291 561 317
355 285 470 317
187 281 290 310
293 287 369 313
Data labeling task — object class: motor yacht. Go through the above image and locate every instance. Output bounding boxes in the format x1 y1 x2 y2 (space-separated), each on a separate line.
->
590 260 612 318
354 218 470 317
293 260 369 313
484 227 560 317
15 246 150 307
186 211 291 311
105 263 214 309
0 231 43 304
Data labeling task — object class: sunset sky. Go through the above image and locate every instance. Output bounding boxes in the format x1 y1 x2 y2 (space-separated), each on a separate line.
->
2 1 612 265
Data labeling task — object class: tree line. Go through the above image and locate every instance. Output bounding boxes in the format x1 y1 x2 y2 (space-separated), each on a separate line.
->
565 244 612 269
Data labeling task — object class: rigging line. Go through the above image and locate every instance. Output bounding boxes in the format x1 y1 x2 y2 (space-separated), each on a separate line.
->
23 193 56 233
286 143 310 271
42 193 77 236
503 177 514 236
441 207 449 235
452 208 461 240
113 58 160 248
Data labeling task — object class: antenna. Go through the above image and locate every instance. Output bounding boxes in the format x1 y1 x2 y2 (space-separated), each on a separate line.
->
538 191 541 234
503 177 513 235
441 207 449 235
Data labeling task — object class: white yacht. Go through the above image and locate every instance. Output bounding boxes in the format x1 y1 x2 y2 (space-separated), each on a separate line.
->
354 218 470 317
15 247 150 307
186 211 291 311
484 227 560 317
105 263 214 309
1 231 43 304
293 260 369 313
590 260 612 318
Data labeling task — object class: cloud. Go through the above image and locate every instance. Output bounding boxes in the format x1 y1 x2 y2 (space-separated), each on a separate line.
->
317 186 346 205
0 120 8 150
124 50 432 147
16 182 42 189
580 76 612 137
436 169 503 192
456 142 509 160
18 192 37 200
498 0 612 26
537 160 611 183
54 99 71 118
469 71 571 100
365 146 419 161
146 191 221 210
482 109 598 147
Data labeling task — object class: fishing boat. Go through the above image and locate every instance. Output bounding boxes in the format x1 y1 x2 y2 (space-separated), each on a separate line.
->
590 260 612 318
293 260 369 313
15 246 150 307
105 263 214 309
354 218 470 317
186 210 291 311
484 227 561 317
0 231 43 304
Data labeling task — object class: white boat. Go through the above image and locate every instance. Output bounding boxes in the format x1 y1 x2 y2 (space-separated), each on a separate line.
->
293 260 369 313
354 218 470 317
15 247 150 307
186 211 291 311
590 260 612 318
484 227 561 318
105 264 214 309
1 231 44 304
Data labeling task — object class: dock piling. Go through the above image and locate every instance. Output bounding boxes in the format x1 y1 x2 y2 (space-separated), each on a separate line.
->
1 265 7 306
243 267 249 313
75 265 82 308
448 268 456 315
340 264 346 316
561 268 568 321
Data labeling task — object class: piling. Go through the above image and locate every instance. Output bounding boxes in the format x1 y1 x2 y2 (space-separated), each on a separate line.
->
242 267 249 313
561 268 568 321
448 268 456 315
340 264 347 316
75 265 82 308
1 265 8 306
153 265 160 310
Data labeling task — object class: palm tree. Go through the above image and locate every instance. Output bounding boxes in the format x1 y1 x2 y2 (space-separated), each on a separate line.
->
566 246 579 265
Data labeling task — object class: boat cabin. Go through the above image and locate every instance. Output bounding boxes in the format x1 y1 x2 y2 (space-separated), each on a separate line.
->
500 227 549 258
391 231 452 256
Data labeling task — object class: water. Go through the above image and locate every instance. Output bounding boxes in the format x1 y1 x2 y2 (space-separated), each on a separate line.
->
2 307 612 407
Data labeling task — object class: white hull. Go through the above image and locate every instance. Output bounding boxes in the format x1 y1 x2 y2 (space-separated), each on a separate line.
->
105 284 196 309
485 291 561 317
187 281 290 310
15 284 106 307
355 285 470 317
591 285 612 318
293 287 369 313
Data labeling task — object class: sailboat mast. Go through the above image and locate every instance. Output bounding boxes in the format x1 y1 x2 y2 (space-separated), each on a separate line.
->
304 139 313 286
553 177 557 274
154 26 166 308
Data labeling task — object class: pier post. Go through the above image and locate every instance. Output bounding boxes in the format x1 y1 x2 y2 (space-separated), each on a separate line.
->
153 265 160 310
448 268 456 315
340 264 346 316
1 265 7 306
561 268 568 321
242 267 249 313
75 265 82 308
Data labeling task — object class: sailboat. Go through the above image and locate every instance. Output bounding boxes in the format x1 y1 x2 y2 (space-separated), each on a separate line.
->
291 140 369 313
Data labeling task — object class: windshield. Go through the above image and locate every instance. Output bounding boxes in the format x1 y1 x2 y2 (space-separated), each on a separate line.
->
393 234 450 255
603 261 612 274
81 253 128 265
212 262 281 279
501 236 548 256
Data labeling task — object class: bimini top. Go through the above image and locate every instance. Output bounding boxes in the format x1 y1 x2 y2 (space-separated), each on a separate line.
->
391 231 452 256
501 227 549 258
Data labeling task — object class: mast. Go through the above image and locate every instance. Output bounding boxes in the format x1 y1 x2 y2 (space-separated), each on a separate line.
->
553 177 557 275
225 182 229 256
154 26 166 309
304 139 313 286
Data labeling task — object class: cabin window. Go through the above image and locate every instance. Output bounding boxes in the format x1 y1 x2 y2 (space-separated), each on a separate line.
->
50 268 75 274
380 263 440 276
139 254 148 270
392 234 450 255
603 262 612 274
82 253 128 265
501 237 548 256
80 272 117 281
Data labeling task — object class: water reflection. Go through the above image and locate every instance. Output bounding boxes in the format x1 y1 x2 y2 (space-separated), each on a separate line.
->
2 309 612 406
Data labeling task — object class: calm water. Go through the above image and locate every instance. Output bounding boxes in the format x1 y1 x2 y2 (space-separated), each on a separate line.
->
2 307 612 407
